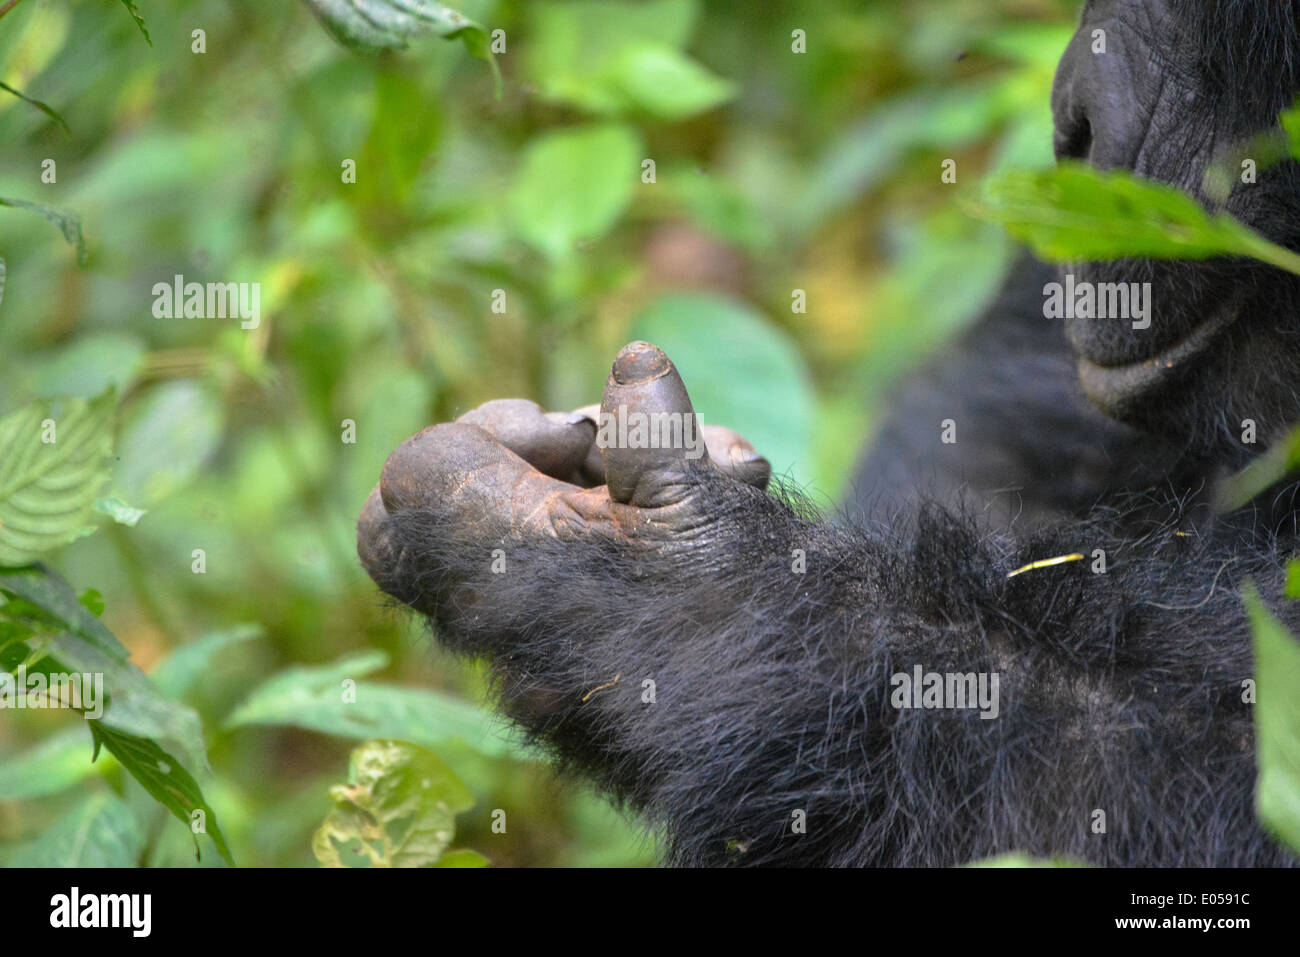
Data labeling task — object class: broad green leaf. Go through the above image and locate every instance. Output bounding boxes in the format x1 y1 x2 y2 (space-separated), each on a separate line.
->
0 565 212 780
0 390 115 566
89 722 235 866
6 792 145 867
0 256 5 311
630 293 815 487
225 651 532 759
30 332 146 399
312 739 477 867
0 565 128 661
357 68 443 205
525 0 698 114
668 167 773 252
606 45 734 120
115 380 224 506
970 163 1300 276
1287 559 1300 601
302 0 500 92
0 197 87 266
1243 585 1300 853
509 124 642 261
0 725 105 800
804 79 1035 235
94 497 146 527
150 623 262 698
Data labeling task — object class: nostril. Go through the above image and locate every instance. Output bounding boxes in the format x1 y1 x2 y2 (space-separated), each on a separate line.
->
1054 115 1093 161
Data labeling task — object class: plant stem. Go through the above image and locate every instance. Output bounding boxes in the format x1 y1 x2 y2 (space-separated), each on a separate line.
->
1237 229 1300 277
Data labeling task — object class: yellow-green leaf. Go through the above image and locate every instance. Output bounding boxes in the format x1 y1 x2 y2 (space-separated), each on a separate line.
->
0 390 115 566
313 739 480 868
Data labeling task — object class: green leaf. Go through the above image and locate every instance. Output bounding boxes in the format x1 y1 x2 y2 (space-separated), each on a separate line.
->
432 848 490 867
0 197 87 266
606 45 734 120
509 124 642 260
0 564 213 778
302 0 500 93
150 623 262 699
0 390 115 566
1243 584 1300 853
966 853 1088 868
0 725 105 800
115 380 224 506
1283 101 1300 160
358 67 443 205
668 168 773 253
970 163 1300 276
525 0 698 114
118 0 152 46
0 565 127 660
312 739 477 868
805 81 1022 235
1287 559 1300 601
89 722 235 866
6 792 145 867
78 588 105 616
0 256 5 311
0 80 69 134
1214 427 1300 513
94 497 147 527
29 333 147 400
225 651 533 759
630 293 816 487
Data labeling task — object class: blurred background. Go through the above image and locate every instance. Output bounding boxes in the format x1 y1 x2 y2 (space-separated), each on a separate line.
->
0 0 1077 866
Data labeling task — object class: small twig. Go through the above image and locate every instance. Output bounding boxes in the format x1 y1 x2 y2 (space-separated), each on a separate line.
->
0 0 27 24
1007 553 1085 579
581 673 621 703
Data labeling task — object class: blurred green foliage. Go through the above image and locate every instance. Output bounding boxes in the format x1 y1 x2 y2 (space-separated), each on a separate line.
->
0 0 1082 866
1243 586 1300 853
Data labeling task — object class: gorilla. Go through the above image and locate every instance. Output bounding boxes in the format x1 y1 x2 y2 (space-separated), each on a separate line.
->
357 0 1300 866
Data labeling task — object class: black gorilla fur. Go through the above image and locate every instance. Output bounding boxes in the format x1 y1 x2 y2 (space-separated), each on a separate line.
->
358 0 1300 867
372 456 1295 867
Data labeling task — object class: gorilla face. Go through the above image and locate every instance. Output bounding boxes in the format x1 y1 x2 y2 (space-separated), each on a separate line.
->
1051 0 1300 461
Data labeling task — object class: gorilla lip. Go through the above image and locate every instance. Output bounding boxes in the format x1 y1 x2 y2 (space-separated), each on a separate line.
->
1076 297 1244 409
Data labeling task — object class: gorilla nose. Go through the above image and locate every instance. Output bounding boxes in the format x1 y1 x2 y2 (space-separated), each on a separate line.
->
1053 113 1093 162
612 342 672 384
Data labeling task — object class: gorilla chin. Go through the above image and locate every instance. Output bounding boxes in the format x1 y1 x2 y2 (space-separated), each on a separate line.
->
1070 257 1300 464
1074 292 1245 423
